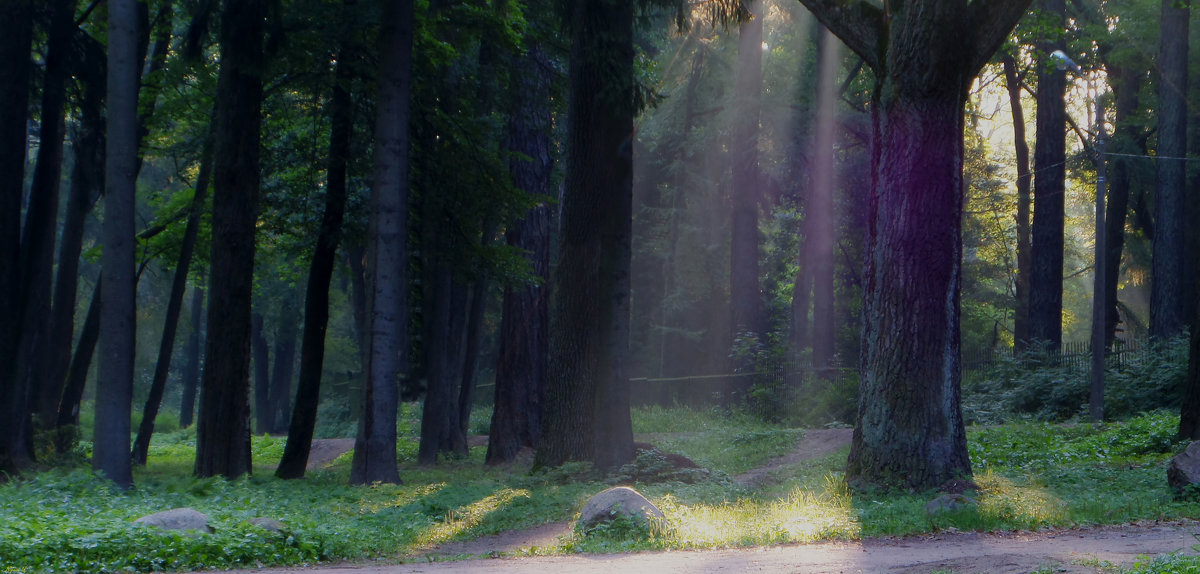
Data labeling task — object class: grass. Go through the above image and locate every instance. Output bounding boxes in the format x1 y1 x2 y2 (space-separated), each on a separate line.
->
2 407 1199 572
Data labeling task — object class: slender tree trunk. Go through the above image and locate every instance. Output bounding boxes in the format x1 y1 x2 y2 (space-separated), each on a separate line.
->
1002 52 1033 351
252 312 272 433
1103 63 1141 348
269 293 299 434
534 0 635 472
95 0 139 488
729 0 765 344
1151 0 1189 340
809 27 839 370
487 42 553 465
132 143 212 465
277 3 356 476
457 244 492 439
1029 0 1067 350
40 50 106 428
180 273 205 428
55 280 101 453
18 0 75 437
351 0 413 485
195 0 266 480
0 0 34 477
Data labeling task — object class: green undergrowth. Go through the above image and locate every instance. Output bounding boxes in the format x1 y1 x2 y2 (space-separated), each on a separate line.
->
2 407 1198 572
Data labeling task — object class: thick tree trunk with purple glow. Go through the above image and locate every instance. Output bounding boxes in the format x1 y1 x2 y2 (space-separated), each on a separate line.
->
797 0 1031 490
1029 0 1066 350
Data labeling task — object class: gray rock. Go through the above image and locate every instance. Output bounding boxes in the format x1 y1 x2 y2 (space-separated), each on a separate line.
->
1168 441 1200 494
578 486 665 530
247 517 287 533
134 508 211 534
925 493 977 515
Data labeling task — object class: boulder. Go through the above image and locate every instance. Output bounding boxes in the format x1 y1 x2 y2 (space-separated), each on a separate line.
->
578 486 665 530
248 517 286 533
925 493 977 516
1168 441 1200 494
134 508 211 534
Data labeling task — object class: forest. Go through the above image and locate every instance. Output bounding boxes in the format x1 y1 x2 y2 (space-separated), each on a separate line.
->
3 0 1200 569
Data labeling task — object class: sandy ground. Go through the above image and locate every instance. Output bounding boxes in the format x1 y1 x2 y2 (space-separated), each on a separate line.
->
281 431 1200 573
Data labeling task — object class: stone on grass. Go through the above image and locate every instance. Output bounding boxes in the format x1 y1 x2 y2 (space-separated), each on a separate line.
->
248 517 286 533
134 508 211 534
925 493 977 516
578 486 664 530
1168 441 1200 494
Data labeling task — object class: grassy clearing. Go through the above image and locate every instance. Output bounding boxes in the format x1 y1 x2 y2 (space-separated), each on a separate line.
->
1 407 1198 572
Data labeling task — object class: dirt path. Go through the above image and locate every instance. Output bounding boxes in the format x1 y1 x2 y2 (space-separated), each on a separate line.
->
281 431 1200 573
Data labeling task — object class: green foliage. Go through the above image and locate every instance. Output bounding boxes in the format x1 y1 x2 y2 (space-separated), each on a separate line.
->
968 411 1185 471
963 338 1189 424
1126 554 1200 574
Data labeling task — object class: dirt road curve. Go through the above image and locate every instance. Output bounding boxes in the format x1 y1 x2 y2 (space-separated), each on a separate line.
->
233 522 1200 574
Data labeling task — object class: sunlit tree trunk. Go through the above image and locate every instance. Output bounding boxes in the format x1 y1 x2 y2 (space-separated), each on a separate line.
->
351 0 414 485
729 0 765 346
195 0 267 480
535 0 635 472
179 273 205 429
798 0 1030 491
1029 0 1067 350
1102 62 1142 349
95 0 139 488
487 42 553 465
1151 0 1189 340
809 27 839 370
1001 52 1032 351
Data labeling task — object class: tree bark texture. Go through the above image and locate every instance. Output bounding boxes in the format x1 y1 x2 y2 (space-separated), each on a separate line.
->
95 0 139 489
1150 0 1189 340
1001 52 1033 351
195 0 266 480
797 0 1030 491
132 143 211 465
1029 0 1067 350
0 0 34 477
351 0 413 485
729 0 765 343
277 8 355 476
487 42 553 465
534 0 635 472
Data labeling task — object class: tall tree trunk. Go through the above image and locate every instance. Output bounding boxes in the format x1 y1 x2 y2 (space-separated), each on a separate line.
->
351 0 413 485
534 0 635 472
277 2 356 476
252 312 272 433
798 0 1030 491
0 0 34 477
39 44 106 428
1029 0 1067 350
419 266 469 462
269 292 299 434
729 0 765 344
1002 52 1033 351
195 0 266 480
132 142 212 465
1151 0 1189 340
487 42 553 465
1102 63 1142 348
1179 295 1200 439
55 280 101 453
95 0 139 488
457 245 492 440
180 272 205 428
809 27 839 370
17 0 75 437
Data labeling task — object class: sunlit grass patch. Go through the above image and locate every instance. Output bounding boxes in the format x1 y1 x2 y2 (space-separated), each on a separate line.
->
413 488 532 547
974 469 1069 528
